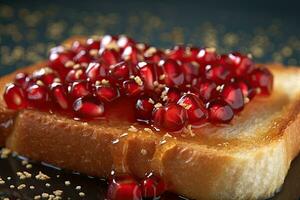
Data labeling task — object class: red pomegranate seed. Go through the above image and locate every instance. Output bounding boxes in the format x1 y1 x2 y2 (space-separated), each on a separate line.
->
71 41 86 53
26 84 49 108
117 35 135 49
41 73 57 86
99 49 119 65
159 59 184 87
221 83 244 112
192 80 218 102
109 62 130 82
123 79 144 96
208 99 234 123
153 103 187 132
86 38 100 50
73 50 92 65
73 97 104 118
14 73 28 87
141 174 165 198
107 175 142 200
197 48 218 65
177 93 207 125
48 50 74 71
161 87 181 103
206 65 234 84
95 85 120 102
50 83 69 109
135 97 154 121
237 81 256 99
86 62 107 82
167 45 185 61
122 46 139 64
250 68 273 95
68 81 91 99
100 35 118 49
65 68 86 83
137 62 159 90
4 83 28 109
182 61 201 84
144 48 165 63
228 53 255 76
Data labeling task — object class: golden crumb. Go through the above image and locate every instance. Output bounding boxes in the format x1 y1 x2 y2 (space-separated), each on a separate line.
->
144 128 154 134
89 49 98 57
73 63 81 69
65 60 75 68
101 79 110 85
35 171 50 180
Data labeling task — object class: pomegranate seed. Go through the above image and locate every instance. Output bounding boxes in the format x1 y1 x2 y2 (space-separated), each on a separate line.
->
192 80 218 102
95 85 120 102
14 73 28 87
250 68 273 95
144 48 165 63
137 62 159 90
177 93 207 125
4 83 28 109
65 68 86 83
73 97 104 118
71 41 86 53
206 65 234 84
40 73 57 86
86 38 100 50
135 97 154 121
26 84 49 108
109 62 130 82
153 103 187 132
123 79 144 96
229 53 255 76
208 99 234 123
99 49 119 65
68 81 91 99
237 81 256 99
100 35 118 49
48 51 74 71
182 61 201 84
122 46 139 64
141 174 165 198
221 83 244 112
167 45 185 61
86 62 107 82
50 83 69 109
117 35 135 49
197 48 218 65
161 87 181 103
159 59 184 87
107 175 142 200
73 50 92 65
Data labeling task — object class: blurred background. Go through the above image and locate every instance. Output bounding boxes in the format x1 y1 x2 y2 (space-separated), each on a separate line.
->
0 0 300 76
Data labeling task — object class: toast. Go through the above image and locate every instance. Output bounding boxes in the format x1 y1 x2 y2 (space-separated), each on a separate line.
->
1 36 300 200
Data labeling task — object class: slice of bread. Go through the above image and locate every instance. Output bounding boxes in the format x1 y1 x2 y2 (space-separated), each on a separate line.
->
0 37 300 200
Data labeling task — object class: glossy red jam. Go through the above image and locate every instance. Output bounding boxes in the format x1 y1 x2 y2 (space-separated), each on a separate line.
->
3 35 273 132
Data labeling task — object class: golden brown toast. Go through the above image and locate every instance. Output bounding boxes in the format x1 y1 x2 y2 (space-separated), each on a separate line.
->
0 37 300 200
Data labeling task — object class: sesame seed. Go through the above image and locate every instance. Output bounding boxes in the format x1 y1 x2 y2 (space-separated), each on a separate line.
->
41 193 49 198
53 190 63 196
30 185 35 190
128 125 138 132
75 186 82 190
1 148 11 158
45 183 51 187
141 149 147 155
154 102 162 108
134 76 143 86
34 195 41 200
148 98 155 104
65 181 71 186
144 128 153 134
35 171 50 180
9 185 15 189
79 192 85 197
17 184 26 190
26 164 33 169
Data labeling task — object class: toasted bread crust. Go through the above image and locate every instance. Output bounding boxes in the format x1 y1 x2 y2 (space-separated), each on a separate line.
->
1 37 300 200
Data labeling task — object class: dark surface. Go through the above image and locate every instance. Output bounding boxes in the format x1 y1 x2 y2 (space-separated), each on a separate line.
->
0 0 300 199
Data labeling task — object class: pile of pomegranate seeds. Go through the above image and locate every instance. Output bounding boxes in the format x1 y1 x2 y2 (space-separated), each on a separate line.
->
3 35 273 132
107 173 165 200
